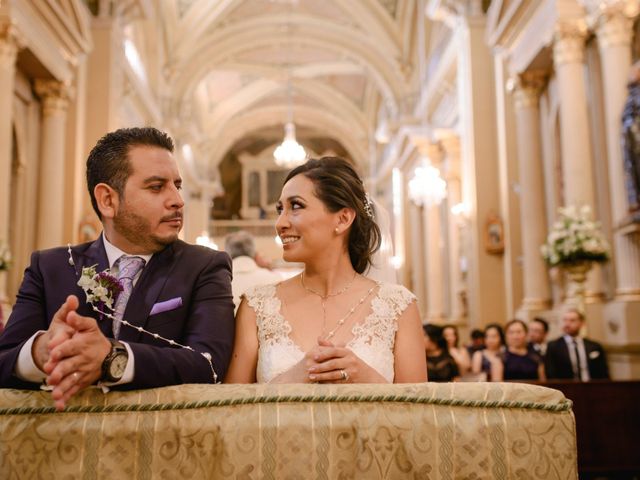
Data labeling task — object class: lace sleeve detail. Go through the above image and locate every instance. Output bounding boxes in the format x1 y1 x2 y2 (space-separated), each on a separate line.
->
378 283 416 313
352 283 416 352
242 284 291 347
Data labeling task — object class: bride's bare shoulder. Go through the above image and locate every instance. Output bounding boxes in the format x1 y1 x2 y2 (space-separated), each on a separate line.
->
273 274 302 293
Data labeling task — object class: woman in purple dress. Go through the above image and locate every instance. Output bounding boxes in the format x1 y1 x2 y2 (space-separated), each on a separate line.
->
502 319 545 381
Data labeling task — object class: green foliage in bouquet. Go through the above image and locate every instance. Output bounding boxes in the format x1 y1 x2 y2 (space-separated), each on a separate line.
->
0 243 11 271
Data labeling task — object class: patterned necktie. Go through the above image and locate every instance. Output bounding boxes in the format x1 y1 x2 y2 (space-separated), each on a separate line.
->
112 255 146 338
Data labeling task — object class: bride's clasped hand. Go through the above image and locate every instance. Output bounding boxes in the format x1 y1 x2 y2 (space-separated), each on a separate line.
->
270 337 388 384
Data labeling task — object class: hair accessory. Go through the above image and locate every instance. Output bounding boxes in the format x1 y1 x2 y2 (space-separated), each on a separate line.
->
364 193 374 219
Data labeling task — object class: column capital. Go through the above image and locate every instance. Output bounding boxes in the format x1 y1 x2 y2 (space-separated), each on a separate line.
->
34 80 73 115
553 21 588 66
0 21 24 69
422 141 444 164
594 4 634 49
513 70 548 109
439 134 460 158
439 134 461 177
411 135 443 161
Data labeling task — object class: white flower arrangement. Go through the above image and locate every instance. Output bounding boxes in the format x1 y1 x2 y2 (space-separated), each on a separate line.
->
77 265 123 316
541 205 610 267
0 243 11 271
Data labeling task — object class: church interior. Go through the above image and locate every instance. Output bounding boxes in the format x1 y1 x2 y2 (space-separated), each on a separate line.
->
2 0 639 375
1 0 640 477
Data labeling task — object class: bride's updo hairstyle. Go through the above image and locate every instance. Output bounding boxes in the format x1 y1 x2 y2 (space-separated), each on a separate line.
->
284 156 382 274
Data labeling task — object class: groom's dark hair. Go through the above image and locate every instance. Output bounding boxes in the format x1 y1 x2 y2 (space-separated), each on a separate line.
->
86 127 174 219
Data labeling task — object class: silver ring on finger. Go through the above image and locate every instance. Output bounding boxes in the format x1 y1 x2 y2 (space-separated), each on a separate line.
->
340 369 348 382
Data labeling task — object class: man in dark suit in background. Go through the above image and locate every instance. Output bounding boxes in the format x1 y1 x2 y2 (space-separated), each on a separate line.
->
527 317 549 357
545 308 609 380
0 127 235 410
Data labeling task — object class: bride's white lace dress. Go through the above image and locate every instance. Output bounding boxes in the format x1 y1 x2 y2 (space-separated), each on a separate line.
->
243 282 416 383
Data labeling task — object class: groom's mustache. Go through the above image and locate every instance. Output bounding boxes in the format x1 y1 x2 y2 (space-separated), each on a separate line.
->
161 213 183 222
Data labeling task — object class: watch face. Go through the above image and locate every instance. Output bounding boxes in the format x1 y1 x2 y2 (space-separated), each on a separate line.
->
109 352 128 379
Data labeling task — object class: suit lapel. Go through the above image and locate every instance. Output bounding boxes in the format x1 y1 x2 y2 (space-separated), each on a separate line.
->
73 237 113 336
119 243 178 343
557 339 573 376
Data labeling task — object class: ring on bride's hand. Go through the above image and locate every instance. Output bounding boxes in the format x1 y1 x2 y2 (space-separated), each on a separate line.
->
340 369 348 381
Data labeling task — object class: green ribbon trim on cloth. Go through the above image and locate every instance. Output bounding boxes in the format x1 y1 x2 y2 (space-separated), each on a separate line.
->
0 393 572 416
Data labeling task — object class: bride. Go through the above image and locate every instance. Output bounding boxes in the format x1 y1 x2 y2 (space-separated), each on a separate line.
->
225 157 427 384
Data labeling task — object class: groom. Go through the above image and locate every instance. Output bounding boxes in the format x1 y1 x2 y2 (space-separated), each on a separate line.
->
0 127 235 409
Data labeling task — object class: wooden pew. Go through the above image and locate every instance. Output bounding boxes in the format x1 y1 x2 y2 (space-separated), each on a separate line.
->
542 380 640 478
0 382 577 479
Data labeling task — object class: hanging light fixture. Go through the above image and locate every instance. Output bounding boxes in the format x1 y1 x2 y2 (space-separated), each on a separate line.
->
408 160 447 206
274 5 306 169
274 121 306 168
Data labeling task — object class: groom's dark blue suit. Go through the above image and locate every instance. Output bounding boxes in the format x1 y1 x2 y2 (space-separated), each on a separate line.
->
0 237 235 389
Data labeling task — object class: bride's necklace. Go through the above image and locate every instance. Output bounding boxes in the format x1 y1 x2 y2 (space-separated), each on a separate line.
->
300 270 357 299
300 271 375 340
322 284 377 341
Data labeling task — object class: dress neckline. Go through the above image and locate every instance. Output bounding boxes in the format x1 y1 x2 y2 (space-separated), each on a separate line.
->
271 281 382 355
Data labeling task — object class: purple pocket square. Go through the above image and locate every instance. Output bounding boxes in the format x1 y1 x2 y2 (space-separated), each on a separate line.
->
150 297 183 315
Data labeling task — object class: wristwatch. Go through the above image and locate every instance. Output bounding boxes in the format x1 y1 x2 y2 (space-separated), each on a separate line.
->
101 339 128 382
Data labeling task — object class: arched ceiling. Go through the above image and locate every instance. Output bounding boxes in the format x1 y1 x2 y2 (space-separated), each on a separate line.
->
157 0 421 177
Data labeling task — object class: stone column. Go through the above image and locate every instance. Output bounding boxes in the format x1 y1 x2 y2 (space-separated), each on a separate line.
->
513 71 551 314
0 23 21 299
456 7 506 327
423 142 446 323
441 135 465 321
35 80 71 250
596 6 640 300
0 25 19 240
408 201 427 317
553 21 604 300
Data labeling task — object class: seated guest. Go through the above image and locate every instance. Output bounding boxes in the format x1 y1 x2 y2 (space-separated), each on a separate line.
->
225 157 427 384
503 320 545 381
225 230 281 311
466 328 485 356
443 325 471 375
545 308 609 381
471 323 504 382
0 127 235 410
527 317 549 357
424 324 459 382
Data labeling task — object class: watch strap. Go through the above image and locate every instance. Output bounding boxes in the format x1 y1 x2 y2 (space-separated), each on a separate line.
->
101 338 128 382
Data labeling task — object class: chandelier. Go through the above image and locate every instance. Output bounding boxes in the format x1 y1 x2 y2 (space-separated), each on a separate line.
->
273 6 306 169
274 121 306 168
408 161 447 206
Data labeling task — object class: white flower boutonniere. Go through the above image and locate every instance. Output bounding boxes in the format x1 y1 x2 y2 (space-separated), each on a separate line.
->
77 265 123 318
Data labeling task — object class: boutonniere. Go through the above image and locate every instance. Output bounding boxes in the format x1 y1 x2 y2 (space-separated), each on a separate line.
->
77 265 123 318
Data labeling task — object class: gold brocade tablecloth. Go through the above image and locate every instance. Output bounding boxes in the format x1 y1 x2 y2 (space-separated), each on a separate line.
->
0 382 576 479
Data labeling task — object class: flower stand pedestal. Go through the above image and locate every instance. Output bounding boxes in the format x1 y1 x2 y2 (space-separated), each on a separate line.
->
562 261 592 312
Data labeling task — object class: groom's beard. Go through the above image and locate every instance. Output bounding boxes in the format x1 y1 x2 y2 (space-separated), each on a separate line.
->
114 204 181 253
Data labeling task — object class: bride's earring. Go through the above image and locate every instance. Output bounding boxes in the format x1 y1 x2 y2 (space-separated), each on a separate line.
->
335 227 340 234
